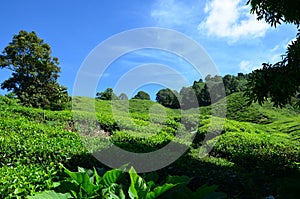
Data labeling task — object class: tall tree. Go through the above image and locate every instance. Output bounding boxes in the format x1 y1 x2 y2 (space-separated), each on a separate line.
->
223 75 240 95
96 88 118 100
180 87 198 109
0 30 69 110
156 88 180 109
245 0 300 107
198 84 211 106
133 91 150 100
192 79 205 96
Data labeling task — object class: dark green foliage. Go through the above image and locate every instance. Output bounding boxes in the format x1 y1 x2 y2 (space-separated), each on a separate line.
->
223 74 247 95
110 131 176 153
247 0 300 27
180 87 198 109
157 74 247 109
245 40 300 107
0 99 87 198
1 93 300 198
30 165 226 199
96 88 119 100
210 131 300 174
29 165 125 198
198 83 211 106
210 92 272 123
156 88 180 109
245 0 300 107
161 184 227 199
133 91 150 100
0 30 70 110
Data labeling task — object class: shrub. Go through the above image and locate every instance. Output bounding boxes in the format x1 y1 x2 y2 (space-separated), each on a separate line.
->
209 132 300 174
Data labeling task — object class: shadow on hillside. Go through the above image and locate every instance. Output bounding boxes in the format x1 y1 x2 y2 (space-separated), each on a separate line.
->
159 153 300 199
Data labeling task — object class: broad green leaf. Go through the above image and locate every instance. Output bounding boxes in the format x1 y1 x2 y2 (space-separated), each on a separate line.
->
27 190 71 199
93 167 102 184
146 181 155 190
53 182 61 188
70 190 78 198
64 167 98 195
101 169 123 187
77 167 87 173
146 183 177 199
101 183 126 199
128 167 148 199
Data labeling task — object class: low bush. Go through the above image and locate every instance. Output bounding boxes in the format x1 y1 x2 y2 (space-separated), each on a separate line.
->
209 132 300 174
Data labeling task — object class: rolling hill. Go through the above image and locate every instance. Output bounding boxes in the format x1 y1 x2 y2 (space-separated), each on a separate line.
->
0 93 299 198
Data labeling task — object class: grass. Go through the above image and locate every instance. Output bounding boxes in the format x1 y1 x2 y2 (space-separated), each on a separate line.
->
0 93 300 198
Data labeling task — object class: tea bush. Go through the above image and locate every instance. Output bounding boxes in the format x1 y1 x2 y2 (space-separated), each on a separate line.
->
1 93 300 198
209 132 300 174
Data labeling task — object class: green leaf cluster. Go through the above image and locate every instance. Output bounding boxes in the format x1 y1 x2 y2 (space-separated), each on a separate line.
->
29 165 226 199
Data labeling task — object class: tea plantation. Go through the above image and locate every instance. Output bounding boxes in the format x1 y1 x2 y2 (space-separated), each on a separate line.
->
0 93 299 198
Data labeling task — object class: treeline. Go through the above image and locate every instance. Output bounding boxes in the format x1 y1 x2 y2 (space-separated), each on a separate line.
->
96 88 150 101
96 73 248 110
156 73 248 109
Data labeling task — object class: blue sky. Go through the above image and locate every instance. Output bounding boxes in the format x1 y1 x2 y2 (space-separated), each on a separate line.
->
0 0 297 99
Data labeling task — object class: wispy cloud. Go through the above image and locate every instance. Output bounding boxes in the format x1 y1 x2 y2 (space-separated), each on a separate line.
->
198 0 270 42
268 38 294 62
239 36 296 73
239 60 261 73
149 0 296 76
150 0 202 31
115 49 203 83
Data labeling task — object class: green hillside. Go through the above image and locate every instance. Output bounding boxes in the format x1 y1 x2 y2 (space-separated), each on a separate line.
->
0 94 299 198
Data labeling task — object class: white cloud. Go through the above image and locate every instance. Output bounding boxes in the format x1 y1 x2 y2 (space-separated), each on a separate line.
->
199 0 270 41
239 36 294 73
239 60 261 73
150 0 201 29
270 44 280 52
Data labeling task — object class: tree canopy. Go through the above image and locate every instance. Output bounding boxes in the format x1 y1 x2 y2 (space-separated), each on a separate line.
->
156 88 180 109
0 30 70 110
96 88 118 100
132 91 150 100
156 74 247 109
245 0 300 107
180 87 197 109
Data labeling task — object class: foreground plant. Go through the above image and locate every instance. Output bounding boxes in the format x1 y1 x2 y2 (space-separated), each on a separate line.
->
28 164 226 199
